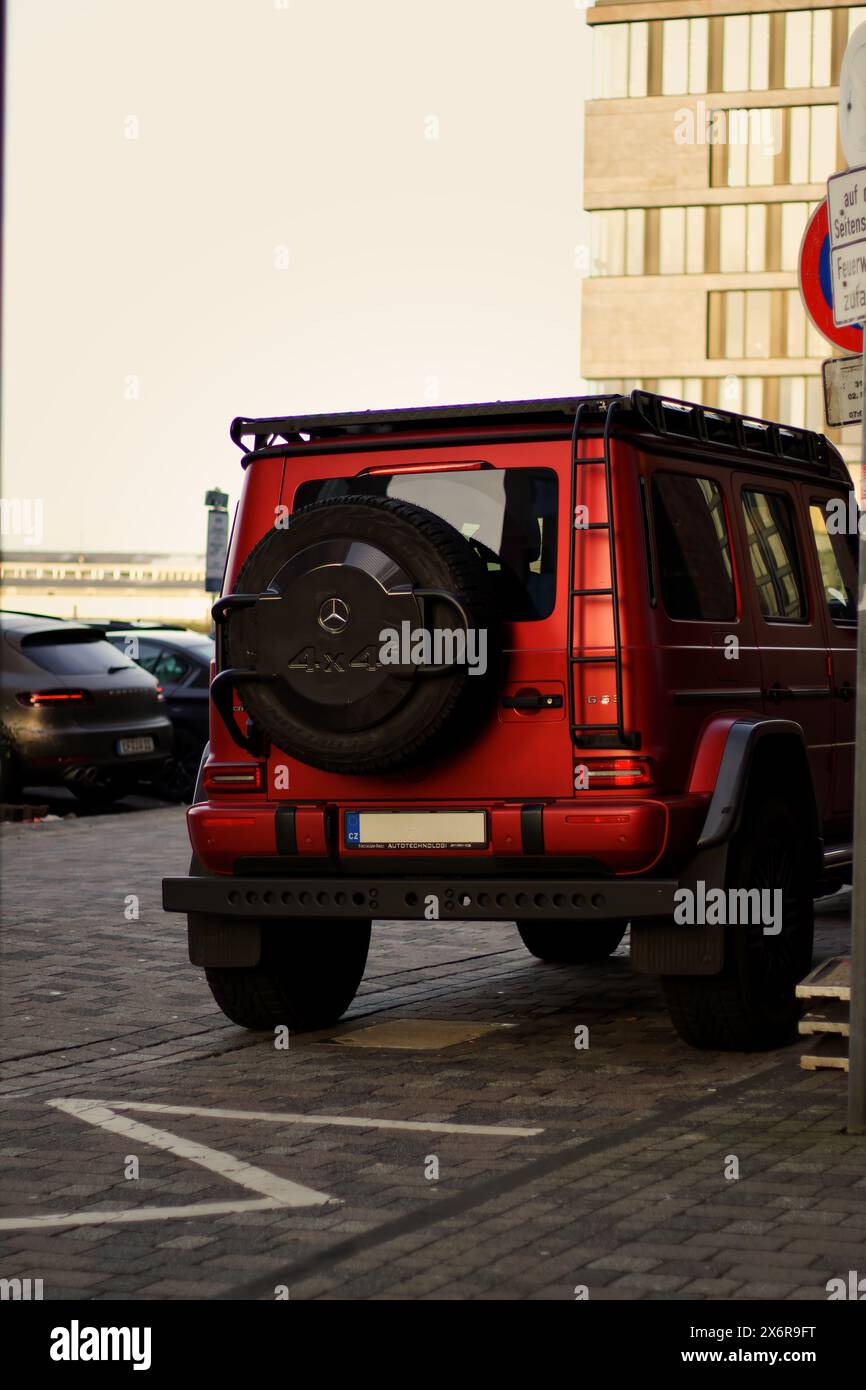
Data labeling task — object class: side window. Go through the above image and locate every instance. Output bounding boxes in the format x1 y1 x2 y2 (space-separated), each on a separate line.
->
809 501 858 624
128 638 163 672
741 490 806 621
651 473 736 620
153 651 191 685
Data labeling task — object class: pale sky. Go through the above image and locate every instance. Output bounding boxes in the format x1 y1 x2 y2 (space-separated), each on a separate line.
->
2 0 592 554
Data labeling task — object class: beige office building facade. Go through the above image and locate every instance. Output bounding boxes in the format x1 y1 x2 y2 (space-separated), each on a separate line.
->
582 0 864 479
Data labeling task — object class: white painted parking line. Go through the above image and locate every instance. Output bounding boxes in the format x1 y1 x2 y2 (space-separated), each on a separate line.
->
0 1094 541 1232
100 1098 544 1138
0 1098 335 1231
49 1099 334 1205
0 1199 282 1232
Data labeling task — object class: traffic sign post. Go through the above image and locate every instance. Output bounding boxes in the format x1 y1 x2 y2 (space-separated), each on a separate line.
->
828 167 866 327
204 488 230 596
847 304 866 1135
798 200 863 355
836 23 866 1136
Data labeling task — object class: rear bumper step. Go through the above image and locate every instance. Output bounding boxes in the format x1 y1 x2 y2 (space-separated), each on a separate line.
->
163 874 677 922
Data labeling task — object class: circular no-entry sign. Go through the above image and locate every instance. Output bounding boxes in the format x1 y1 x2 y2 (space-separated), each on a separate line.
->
799 200 863 353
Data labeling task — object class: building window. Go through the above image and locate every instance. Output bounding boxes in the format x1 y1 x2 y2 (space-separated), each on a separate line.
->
659 207 686 272
710 290 825 360
591 210 625 276
590 209 647 277
717 106 835 187
780 202 811 269
722 15 751 92
719 204 761 272
785 11 813 89
591 208 704 276
662 19 690 95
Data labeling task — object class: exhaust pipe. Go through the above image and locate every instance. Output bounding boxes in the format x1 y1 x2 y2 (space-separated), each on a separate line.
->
63 765 100 786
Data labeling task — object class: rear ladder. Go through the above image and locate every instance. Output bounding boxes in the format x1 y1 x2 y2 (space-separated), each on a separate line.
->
566 398 639 751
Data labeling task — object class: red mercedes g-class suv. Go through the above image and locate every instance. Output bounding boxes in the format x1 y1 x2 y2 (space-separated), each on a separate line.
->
163 391 858 1051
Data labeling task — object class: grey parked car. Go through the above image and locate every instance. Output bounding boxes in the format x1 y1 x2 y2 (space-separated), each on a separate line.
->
101 625 214 802
0 611 173 805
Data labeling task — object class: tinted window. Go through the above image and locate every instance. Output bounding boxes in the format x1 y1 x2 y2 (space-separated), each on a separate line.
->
741 490 806 620
21 633 136 675
153 651 191 684
107 634 164 671
651 473 736 620
810 501 858 624
294 468 557 621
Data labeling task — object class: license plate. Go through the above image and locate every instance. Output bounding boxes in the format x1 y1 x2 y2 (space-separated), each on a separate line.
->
116 736 155 756
345 811 487 850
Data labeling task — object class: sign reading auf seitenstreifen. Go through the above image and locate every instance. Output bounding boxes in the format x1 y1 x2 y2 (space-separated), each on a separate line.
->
828 166 866 327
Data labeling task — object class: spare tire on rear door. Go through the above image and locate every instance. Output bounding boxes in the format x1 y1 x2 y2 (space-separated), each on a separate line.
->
223 495 501 774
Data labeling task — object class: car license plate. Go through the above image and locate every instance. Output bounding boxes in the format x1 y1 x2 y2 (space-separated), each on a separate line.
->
344 811 487 849
116 736 155 756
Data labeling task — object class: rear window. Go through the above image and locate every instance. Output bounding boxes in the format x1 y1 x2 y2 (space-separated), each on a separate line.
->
20 631 136 675
651 473 736 621
294 467 557 621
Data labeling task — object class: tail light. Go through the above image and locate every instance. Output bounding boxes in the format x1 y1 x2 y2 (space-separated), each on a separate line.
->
155 684 166 702
16 690 93 707
202 762 265 793
578 758 652 789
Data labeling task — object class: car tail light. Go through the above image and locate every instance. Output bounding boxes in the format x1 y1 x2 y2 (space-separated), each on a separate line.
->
202 762 265 792
579 758 652 789
16 689 93 707
155 684 166 702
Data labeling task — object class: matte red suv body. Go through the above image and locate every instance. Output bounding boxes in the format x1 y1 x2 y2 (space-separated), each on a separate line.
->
163 391 858 1049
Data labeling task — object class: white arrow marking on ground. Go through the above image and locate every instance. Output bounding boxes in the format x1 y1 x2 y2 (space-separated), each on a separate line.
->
0 1098 334 1231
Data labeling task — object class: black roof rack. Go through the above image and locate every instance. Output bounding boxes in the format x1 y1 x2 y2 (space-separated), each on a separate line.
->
629 390 843 479
229 390 849 485
229 396 617 452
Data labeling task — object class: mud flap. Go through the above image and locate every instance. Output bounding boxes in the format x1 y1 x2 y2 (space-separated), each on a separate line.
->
188 914 262 968
630 844 727 976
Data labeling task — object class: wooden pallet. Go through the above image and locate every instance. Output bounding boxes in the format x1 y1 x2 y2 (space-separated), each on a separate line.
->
797 958 852 1071
799 999 849 1037
800 1033 849 1072
796 957 851 1002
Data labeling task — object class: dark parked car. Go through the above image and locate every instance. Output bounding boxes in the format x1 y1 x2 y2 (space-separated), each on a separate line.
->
0 611 173 805
102 626 213 802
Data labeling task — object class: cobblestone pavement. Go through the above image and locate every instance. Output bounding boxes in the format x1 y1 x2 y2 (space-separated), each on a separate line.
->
1 809 863 1301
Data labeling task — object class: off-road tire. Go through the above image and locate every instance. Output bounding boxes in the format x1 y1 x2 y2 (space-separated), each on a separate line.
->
517 919 628 963
205 919 372 1031
153 727 204 803
662 796 814 1050
0 732 21 803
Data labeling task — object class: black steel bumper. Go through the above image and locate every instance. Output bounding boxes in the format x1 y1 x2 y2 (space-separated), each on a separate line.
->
162 874 678 922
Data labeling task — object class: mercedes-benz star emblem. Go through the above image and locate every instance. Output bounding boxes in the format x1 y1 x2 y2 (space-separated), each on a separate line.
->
318 596 350 634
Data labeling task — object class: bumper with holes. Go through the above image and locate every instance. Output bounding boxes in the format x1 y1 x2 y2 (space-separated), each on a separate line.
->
162 874 678 921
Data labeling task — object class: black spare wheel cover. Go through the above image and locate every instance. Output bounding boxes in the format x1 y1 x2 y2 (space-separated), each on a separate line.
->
223 495 502 773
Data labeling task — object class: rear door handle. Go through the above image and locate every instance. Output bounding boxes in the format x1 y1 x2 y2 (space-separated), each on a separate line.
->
502 693 563 710
837 682 856 702
765 683 793 703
